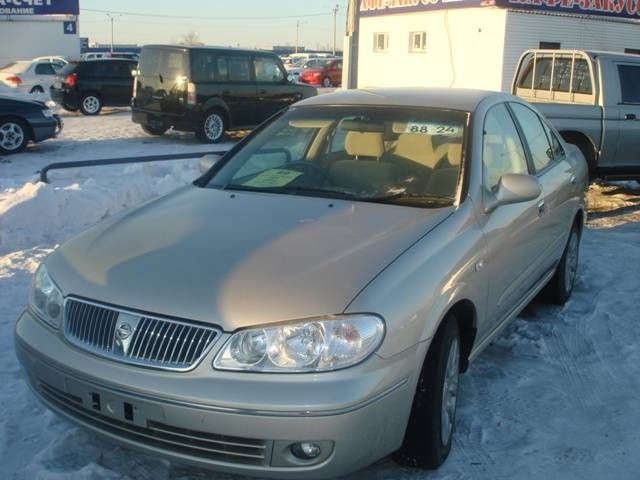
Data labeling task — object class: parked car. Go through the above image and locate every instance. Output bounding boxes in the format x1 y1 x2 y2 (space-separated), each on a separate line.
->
514 49 640 180
287 57 339 83
298 58 342 87
0 59 66 94
80 53 106 61
108 52 140 61
0 95 62 154
131 45 317 143
15 88 587 478
50 59 138 115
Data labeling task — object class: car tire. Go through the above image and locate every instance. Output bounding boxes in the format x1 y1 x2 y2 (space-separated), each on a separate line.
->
79 93 102 116
0 117 30 155
62 105 78 112
197 109 227 144
141 124 168 136
393 316 461 469
30 86 44 94
322 76 333 88
543 223 581 305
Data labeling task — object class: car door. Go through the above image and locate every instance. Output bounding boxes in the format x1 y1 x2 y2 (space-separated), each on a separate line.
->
216 54 258 127
253 55 301 121
330 60 342 86
109 61 135 105
613 63 640 167
508 102 576 269
477 103 547 329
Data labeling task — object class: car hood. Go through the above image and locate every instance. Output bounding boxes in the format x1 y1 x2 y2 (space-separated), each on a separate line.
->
0 94 43 109
48 186 453 331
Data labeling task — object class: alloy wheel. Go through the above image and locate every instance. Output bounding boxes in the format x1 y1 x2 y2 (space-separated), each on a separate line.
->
441 337 460 445
82 96 100 114
0 122 25 151
204 113 224 141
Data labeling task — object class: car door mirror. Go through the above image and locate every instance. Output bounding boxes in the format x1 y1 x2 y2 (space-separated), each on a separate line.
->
199 154 223 174
484 173 542 214
287 73 294 83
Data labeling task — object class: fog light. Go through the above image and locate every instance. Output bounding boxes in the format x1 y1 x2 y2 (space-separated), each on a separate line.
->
291 442 321 460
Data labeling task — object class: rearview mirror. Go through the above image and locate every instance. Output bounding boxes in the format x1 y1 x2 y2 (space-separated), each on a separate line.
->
485 173 541 214
199 154 223 174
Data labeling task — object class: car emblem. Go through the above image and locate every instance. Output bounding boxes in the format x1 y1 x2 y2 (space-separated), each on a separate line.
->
113 313 141 355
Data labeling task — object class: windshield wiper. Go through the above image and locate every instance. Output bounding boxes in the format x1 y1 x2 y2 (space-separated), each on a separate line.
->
363 192 455 207
222 184 358 200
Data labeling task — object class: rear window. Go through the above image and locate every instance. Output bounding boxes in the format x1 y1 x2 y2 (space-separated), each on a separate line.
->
139 48 188 78
517 55 592 95
59 62 78 76
619 64 640 103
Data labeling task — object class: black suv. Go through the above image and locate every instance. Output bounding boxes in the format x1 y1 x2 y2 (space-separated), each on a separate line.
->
50 59 138 115
131 45 317 143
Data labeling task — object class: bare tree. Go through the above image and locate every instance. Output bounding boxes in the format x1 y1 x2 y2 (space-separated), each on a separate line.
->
180 31 204 46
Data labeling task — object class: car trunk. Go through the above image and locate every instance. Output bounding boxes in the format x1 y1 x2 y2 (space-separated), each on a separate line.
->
135 46 190 114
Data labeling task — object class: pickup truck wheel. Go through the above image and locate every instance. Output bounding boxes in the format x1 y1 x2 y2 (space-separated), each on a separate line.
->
0 117 29 154
544 224 581 305
322 76 333 88
80 93 102 115
197 110 226 144
393 316 460 469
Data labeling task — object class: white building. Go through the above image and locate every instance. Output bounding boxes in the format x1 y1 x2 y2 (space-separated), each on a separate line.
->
351 0 640 92
0 1 80 66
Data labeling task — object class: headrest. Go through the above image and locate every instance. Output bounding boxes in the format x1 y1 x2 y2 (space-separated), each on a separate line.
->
345 131 385 158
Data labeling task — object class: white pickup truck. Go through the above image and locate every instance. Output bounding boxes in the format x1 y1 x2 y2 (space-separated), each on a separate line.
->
513 49 640 180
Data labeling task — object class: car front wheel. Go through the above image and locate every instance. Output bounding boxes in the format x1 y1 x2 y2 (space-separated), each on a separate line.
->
0 117 29 154
197 110 226 144
322 76 333 88
393 316 460 469
80 93 102 115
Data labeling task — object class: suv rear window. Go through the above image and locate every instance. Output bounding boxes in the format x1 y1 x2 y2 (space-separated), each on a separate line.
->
139 48 188 78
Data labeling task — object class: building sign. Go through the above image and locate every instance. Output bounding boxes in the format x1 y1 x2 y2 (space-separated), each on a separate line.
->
359 0 640 19
0 0 80 16
63 20 76 34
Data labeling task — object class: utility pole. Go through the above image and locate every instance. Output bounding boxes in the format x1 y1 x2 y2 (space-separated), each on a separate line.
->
106 13 121 55
345 0 360 88
332 4 339 56
295 20 300 54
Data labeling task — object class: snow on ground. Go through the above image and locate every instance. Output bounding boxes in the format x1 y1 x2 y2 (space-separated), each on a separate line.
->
1 111 640 479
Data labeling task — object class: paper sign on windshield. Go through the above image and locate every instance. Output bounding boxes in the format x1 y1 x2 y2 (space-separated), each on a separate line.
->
242 169 303 188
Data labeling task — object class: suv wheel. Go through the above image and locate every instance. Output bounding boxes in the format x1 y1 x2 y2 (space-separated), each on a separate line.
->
393 316 460 469
142 124 168 136
197 110 226 144
0 117 30 154
80 93 102 115
322 76 333 88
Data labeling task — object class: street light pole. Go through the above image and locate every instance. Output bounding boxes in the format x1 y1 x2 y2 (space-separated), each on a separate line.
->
106 13 121 55
345 0 360 89
295 20 300 54
333 4 339 56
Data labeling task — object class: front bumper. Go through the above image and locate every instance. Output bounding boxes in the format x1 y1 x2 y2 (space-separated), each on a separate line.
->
15 309 422 479
31 115 62 142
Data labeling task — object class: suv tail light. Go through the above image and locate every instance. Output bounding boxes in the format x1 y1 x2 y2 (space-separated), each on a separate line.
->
187 81 196 105
63 73 77 88
5 75 22 85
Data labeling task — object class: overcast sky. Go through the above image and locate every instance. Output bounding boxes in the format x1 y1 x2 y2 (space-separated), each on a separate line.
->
79 0 348 50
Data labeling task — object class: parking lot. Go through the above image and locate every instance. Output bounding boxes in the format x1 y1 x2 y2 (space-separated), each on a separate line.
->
1 105 639 479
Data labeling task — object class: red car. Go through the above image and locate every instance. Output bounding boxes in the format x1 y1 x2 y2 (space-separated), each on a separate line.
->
298 58 342 88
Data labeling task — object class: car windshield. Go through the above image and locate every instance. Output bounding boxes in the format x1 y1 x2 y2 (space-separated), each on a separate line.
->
206 106 467 208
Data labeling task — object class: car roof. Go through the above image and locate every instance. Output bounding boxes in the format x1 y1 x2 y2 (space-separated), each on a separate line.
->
143 44 277 56
295 88 514 112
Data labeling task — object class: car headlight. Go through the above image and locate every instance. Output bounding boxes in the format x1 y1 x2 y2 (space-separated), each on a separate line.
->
29 265 63 328
214 315 385 373
42 108 54 118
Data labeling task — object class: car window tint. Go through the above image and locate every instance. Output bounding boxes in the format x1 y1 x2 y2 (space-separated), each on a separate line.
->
510 103 554 172
483 104 529 191
139 49 188 77
35 63 56 75
552 57 572 92
254 57 284 83
191 50 217 82
619 64 640 103
573 58 593 95
113 62 134 78
217 56 251 82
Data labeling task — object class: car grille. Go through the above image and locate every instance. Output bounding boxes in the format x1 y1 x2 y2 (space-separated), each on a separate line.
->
63 298 220 372
36 381 270 466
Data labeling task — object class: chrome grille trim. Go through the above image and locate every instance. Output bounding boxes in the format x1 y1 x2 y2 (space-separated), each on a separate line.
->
63 297 221 372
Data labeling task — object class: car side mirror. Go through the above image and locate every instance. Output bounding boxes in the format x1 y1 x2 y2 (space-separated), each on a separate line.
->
484 173 541 214
287 73 294 83
199 154 223 174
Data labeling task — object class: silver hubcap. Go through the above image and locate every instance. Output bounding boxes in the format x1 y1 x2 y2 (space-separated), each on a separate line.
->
204 114 224 141
83 96 100 113
564 230 579 291
0 122 25 151
441 337 460 445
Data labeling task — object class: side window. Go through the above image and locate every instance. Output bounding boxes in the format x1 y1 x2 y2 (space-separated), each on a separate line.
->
541 121 565 160
217 56 251 82
618 64 640 103
191 51 216 82
510 103 554 172
482 104 529 191
254 57 285 83
35 63 56 75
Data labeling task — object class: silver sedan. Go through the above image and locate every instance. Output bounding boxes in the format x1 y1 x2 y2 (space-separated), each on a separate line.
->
15 88 587 479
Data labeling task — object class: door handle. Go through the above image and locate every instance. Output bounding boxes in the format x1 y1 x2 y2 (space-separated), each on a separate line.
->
537 200 546 215
624 113 637 120
570 174 577 185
